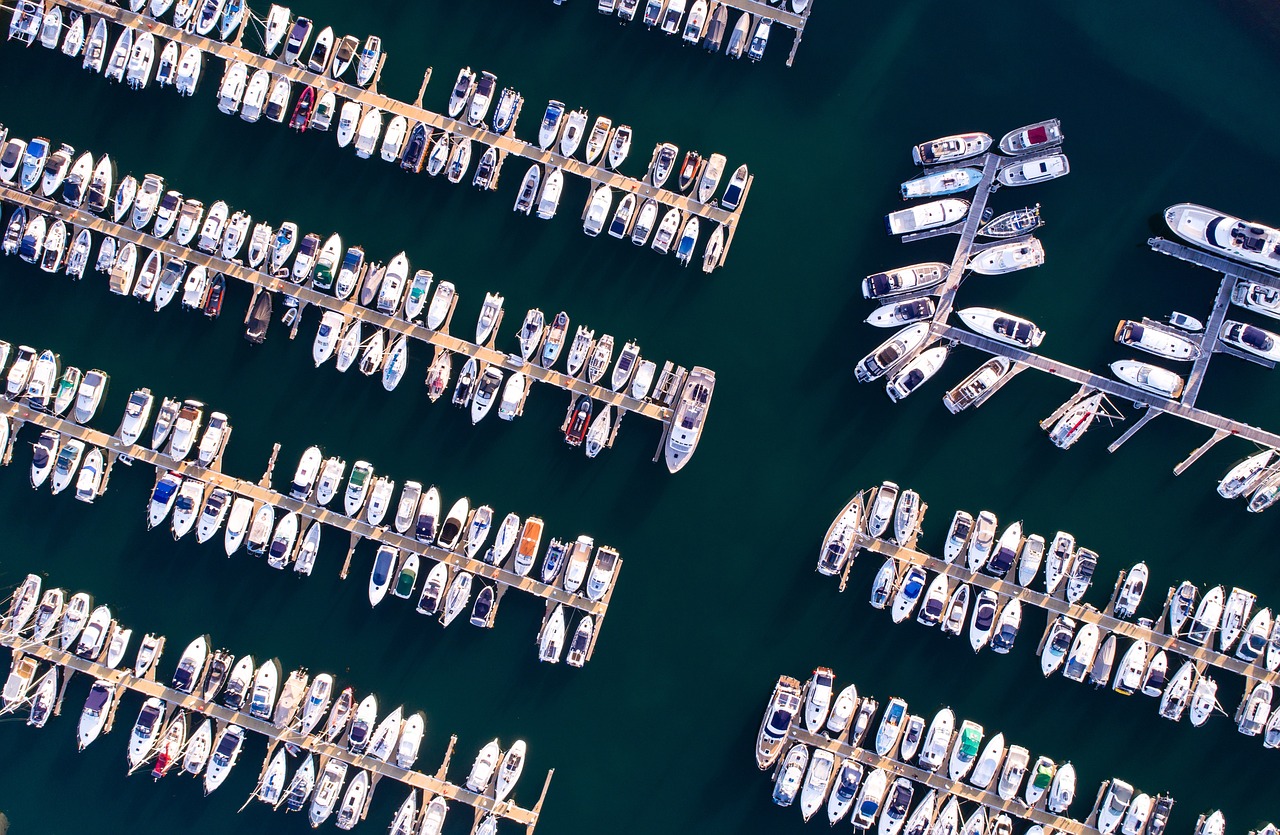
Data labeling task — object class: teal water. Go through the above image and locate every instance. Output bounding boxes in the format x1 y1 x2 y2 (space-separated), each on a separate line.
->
1 1 1280 833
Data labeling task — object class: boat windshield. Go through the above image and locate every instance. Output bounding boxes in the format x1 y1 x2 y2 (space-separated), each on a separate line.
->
85 686 110 712
1241 325 1274 351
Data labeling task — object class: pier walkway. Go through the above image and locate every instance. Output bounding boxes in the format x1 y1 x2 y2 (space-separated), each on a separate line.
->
0 398 616 633
844 527 1279 688
0 632 549 832
934 324 1280 452
930 153 1002 325
779 685 1097 835
55 0 751 269
0 185 684 438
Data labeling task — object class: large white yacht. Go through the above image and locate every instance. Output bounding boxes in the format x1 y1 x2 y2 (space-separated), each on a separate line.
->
665 367 714 473
1166 203 1280 273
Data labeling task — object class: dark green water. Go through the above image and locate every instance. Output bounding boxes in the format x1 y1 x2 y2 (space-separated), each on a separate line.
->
1 0 1279 832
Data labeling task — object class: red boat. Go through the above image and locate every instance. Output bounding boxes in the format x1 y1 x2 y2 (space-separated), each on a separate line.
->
289 86 316 131
203 273 225 318
564 395 593 447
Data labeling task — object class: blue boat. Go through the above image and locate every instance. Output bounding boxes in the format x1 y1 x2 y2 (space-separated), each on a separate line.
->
900 166 982 200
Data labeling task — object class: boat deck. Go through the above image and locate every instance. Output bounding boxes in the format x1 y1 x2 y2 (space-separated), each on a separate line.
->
0 634 550 832
0 398 618 655
0 185 688 447
53 0 751 270
847 526 1279 688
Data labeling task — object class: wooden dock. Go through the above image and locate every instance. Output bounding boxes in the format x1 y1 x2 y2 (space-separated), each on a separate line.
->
0 398 618 633
595 0 813 67
0 185 688 440
50 0 751 270
933 324 1280 453
781 692 1095 835
0 632 550 832
847 531 1280 688
929 152 1003 326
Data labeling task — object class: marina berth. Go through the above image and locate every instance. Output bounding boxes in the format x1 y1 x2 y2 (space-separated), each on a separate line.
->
14 1 752 272
0 364 620 664
862 263 948 300
813 484 1280 740
0 166 712 467
0 579 551 831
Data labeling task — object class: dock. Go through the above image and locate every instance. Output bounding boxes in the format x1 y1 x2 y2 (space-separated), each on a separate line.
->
594 0 814 68
860 127 1280 483
842 526 1279 688
775 677 1116 835
47 0 752 270
0 631 550 832
933 325 1280 451
0 184 711 465
0 397 618 664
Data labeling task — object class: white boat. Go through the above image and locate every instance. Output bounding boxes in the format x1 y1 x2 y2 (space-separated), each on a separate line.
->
583 184 613 237
968 238 1045 274
1165 203 1280 274
913 132 992 165
772 743 808 807
998 154 1070 186
1218 450 1274 499
538 604 566 662
1221 319 1280 361
1110 360 1184 399
536 167 564 220
917 707 955 771
1040 616 1076 676
959 307 1045 348
885 198 969 235
222 497 253 555
1114 319 1200 360
74 448 103 502
1113 562 1149 619
891 566 926 624
368 544 398 606
1047 392 1105 450
886 346 948 402
799 748 836 822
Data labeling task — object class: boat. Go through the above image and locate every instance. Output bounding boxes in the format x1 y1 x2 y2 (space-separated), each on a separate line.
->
1164 203 1280 273
174 45 201 96
539 310 570 369
1064 547 1097 604
368 544 397 606
606 124 632 170
893 489 922 545
1110 360 1184 399
1220 319 1280 361
355 35 381 87
1189 675 1218 726
968 238 1046 274
1094 779 1134 835
886 346 948 402
958 307 1046 348
913 132 992 166
797 747 836 822
1063 623 1101 682
890 565 926 624
1113 562 1149 620
1218 450 1274 499
1047 392 1105 450
538 604 567 663
1040 616 1076 676
745 14 772 61
465 366 500 423
537 99 566 150
948 720 984 781
995 746 1030 802
890 195 967 233
1023 756 1056 807
771 742 808 808
535 166 564 219
901 168 982 201
998 153 1070 186
1236 607 1272 662
999 120 1063 155
445 136 472 183
1046 764 1078 815
381 335 409 391
673 216 701 265
583 184 613 236
917 707 955 771
862 261 948 300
